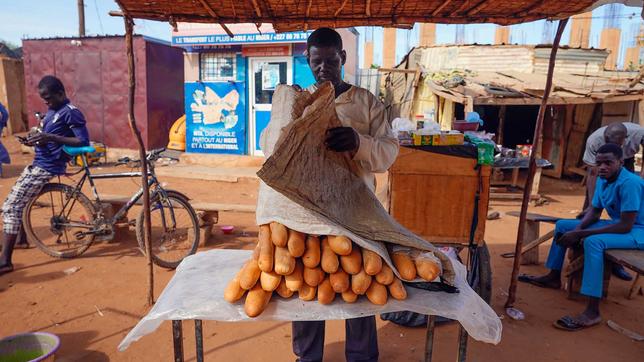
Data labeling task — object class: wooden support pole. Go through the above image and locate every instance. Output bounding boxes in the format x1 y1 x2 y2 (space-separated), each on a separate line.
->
78 0 86 37
124 15 155 307
505 18 569 309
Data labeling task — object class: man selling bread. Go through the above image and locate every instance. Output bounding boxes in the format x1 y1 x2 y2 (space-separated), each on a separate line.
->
289 28 399 362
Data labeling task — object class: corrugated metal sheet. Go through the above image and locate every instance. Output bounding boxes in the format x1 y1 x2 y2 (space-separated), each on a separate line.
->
534 47 607 74
417 45 534 73
22 36 184 149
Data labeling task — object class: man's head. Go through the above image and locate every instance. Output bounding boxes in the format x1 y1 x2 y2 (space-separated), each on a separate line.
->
595 143 623 179
306 28 346 87
38 75 67 110
603 122 628 146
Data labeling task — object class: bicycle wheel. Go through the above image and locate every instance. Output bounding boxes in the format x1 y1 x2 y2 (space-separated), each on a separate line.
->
136 190 200 269
23 183 97 258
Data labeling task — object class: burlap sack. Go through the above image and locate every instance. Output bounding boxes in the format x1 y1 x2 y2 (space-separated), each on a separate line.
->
257 82 455 283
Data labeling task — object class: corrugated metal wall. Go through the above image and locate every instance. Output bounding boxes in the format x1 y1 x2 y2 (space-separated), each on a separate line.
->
418 45 534 73
23 36 184 149
533 47 607 74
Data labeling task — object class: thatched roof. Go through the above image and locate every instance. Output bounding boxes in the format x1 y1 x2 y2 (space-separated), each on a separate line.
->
115 1 640 32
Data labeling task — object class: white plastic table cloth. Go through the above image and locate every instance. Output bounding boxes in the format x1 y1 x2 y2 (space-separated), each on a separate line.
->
118 249 502 351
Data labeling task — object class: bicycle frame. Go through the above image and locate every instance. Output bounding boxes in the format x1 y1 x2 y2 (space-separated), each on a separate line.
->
62 154 173 229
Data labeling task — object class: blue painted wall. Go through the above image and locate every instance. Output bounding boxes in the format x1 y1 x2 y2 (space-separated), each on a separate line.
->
293 55 315 89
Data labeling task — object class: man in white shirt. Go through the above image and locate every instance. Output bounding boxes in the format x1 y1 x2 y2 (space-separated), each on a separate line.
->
291 27 399 362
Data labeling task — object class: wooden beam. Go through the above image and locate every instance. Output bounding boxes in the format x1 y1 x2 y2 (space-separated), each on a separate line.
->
423 80 467 104
196 0 234 37
465 0 490 16
517 0 547 17
431 0 453 16
505 18 570 310
123 14 155 307
304 0 313 30
366 0 371 16
335 0 350 17
250 0 262 17
451 0 474 16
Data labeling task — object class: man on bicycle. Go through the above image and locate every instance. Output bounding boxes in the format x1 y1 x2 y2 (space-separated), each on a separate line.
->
0 75 90 275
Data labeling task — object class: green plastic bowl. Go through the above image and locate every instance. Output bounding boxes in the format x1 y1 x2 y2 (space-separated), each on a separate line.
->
0 332 60 362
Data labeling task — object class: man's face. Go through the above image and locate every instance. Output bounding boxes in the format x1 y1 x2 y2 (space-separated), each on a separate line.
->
596 153 622 179
307 45 346 86
38 87 66 109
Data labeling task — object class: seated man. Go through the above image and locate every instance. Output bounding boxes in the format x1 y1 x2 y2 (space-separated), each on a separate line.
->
520 143 644 331
0 75 90 275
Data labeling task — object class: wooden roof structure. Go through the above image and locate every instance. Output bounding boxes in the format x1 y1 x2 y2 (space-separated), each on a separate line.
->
115 1 636 32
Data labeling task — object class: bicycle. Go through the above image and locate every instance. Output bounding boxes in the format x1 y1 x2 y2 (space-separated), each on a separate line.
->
22 146 200 269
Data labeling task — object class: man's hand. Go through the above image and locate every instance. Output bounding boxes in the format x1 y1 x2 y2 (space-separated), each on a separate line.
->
25 132 55 146
325 127 360 153
557 231 583 247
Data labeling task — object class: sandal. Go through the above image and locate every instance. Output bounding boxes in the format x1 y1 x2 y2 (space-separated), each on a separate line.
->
553 315 601 331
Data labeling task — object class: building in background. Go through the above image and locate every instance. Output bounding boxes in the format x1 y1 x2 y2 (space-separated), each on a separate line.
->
173 23 359 156
0 43 27 134
22 36 184 149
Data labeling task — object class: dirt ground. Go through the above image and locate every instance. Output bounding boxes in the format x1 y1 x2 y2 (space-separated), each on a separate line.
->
0 137 642 362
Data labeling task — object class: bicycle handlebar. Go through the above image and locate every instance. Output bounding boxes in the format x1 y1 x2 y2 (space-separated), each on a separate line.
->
115 148 165 167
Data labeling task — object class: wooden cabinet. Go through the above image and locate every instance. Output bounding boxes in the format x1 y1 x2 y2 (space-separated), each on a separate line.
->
388 147 491 245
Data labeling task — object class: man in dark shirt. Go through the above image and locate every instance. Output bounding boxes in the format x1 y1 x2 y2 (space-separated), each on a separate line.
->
0 75 90 275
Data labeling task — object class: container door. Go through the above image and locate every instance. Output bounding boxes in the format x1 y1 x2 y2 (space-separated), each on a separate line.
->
248 57 293 156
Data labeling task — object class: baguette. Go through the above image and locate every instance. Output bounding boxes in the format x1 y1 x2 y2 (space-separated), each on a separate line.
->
274 246 296 275
239 259 261 290
317 277 335 305
258 224 274 272
366 280 388 305
351 269 372 295
303 266 325 287
285 261 304 291
276 278 294 298
287 229 306 257
329 268 350 293
415 257 441 282
327 235 352 256
340 246 362 275
391 252 417 280
298 284 317 301
260 270 281 292
224 268 246 303
388 277 408 300
270 222 288 247
341 289 358 303
321 238 339 274
302 236 321 268
375 263 394 285
244 284 272 317
362 248 383 276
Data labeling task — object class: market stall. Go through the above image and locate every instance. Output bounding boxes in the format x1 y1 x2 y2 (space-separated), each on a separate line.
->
109 1 638 361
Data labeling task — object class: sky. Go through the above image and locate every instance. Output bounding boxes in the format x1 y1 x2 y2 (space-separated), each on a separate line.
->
0 1 642 69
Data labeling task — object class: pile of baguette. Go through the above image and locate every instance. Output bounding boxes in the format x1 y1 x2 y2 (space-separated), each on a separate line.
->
225 222 442 317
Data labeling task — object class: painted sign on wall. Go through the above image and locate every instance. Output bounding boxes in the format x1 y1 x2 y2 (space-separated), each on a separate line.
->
185 82 246 154
173 31 311 46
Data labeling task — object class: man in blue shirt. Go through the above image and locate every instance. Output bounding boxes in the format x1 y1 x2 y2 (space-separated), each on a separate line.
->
0 102 11 173
520 143 643 331
0 75 90 275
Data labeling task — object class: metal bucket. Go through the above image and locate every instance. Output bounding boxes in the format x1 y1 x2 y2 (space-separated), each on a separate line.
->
0 332 60 362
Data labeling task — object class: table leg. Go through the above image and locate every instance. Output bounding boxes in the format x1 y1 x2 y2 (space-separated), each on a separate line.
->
424 315 436 362
511 168 519 187
195 320 204 362
172 320 184 362
457 324 468 362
